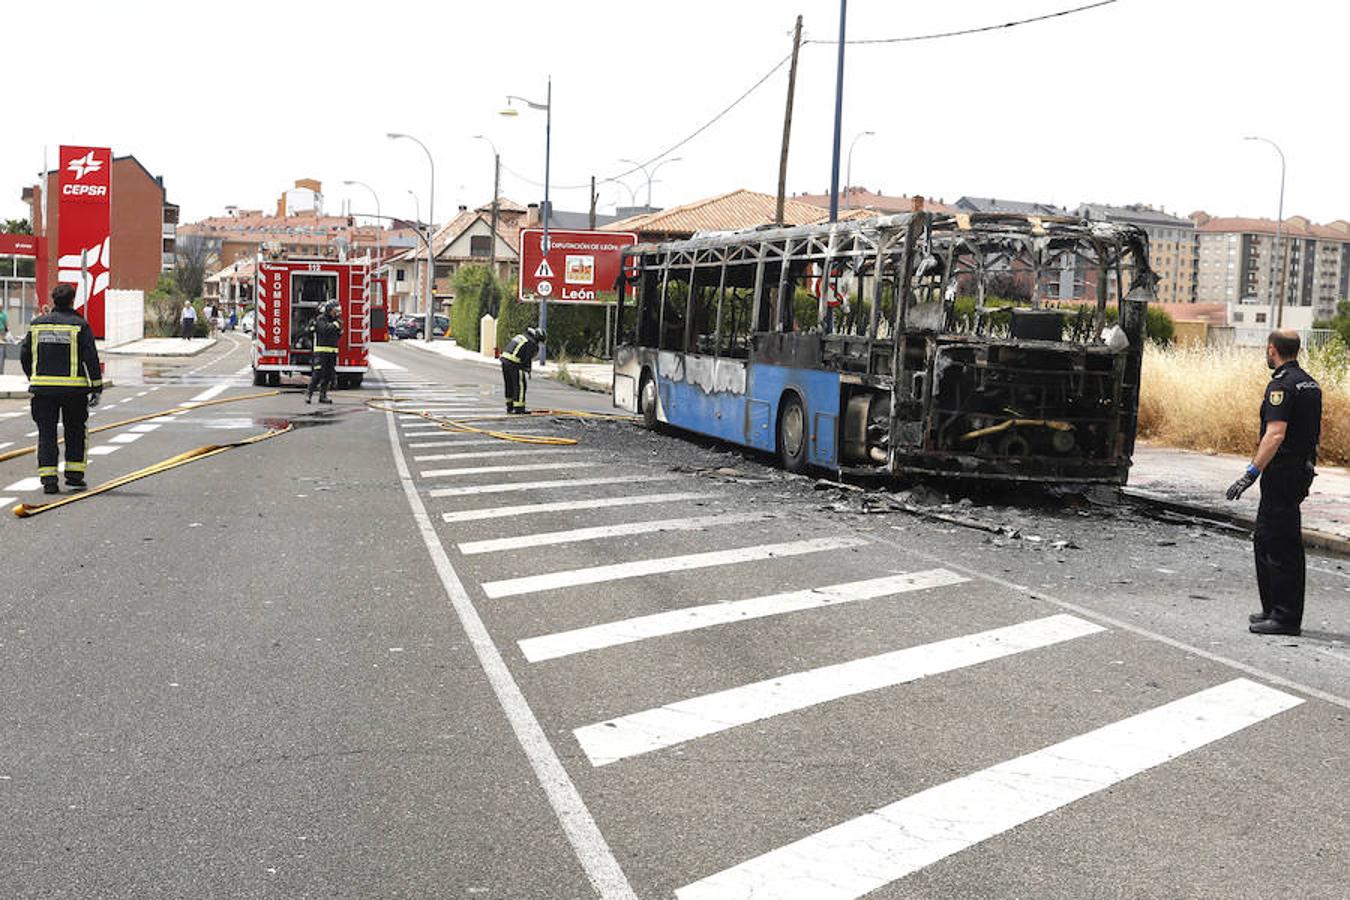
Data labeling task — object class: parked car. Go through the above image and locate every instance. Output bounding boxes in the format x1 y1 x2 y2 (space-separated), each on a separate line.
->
240 311 255 334
393 314 448 339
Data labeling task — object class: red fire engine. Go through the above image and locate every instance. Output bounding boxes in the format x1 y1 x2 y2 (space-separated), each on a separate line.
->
251 256 369 388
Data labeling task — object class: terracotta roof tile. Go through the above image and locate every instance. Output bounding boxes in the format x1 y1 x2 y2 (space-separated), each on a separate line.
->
1194 215 1350 241
795 188 957 214
602 189 830 237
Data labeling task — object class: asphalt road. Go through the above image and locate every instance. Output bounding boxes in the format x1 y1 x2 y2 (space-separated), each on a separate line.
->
1 334 1346 899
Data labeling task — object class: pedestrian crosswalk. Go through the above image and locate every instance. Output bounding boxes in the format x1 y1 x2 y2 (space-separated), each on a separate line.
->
382 373 1308 897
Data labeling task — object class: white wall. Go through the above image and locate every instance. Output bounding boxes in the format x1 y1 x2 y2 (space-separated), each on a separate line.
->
104 289 145 347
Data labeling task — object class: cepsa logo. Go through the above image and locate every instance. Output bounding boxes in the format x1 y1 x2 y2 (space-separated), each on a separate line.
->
61 184 108 197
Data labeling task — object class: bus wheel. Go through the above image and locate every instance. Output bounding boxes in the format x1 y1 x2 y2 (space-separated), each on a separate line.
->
640 373 660 430
778 394 808 474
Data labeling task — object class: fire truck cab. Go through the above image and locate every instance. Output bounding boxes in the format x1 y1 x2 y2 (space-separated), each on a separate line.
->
251 256 370 388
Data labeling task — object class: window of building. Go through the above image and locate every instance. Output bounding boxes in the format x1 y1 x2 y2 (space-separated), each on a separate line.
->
396 269 406 282
469 235 493 258
1255 312 1267 323
435 263 453 279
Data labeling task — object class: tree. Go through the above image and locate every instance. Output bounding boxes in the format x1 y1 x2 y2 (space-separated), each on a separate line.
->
173 235 216 299
1319 300 1350 345
3 218 31 234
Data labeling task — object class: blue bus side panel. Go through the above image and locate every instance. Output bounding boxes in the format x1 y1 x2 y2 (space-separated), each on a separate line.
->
657 356 840 465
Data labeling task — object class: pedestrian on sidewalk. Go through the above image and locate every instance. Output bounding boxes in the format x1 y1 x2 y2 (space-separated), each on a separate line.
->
19 284 102 494
1225 329 1323 636
305 300 341 405
0 303 11 372
180 300 197 340
500 327 545 414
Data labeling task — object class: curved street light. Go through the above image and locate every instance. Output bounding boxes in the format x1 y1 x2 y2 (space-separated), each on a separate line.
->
342 179 382 261
1244 135 1287 328
844 131 876 209
501 78 553 362
619 157 682 208
388 132 436 339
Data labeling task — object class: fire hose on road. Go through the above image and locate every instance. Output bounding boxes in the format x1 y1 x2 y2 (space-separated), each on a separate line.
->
367 398 639 446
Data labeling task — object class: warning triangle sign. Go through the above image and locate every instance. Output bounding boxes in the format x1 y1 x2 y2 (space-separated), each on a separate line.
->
534 259 555 279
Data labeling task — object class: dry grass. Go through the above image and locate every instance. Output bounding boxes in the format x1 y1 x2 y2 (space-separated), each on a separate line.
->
1138 341 1350 467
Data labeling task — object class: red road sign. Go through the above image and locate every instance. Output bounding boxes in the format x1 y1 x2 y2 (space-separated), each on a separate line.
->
518 228 637 304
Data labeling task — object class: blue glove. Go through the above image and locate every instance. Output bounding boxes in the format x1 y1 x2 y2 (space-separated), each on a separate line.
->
1226 464 1259 501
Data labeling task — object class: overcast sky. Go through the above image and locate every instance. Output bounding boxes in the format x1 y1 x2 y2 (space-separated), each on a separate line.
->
5 0 1346 228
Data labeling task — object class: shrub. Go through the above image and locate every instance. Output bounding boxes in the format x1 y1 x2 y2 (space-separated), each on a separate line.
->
495 277 610 361
1138 342 1349 466
450 265 500 352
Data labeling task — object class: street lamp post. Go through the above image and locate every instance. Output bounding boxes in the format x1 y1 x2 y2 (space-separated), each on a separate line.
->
619 157 682 208
1244 135 1286 328
502 78 552 363
342 179 382 264
388 132 436 342
472 135 502 290
844 131 875 209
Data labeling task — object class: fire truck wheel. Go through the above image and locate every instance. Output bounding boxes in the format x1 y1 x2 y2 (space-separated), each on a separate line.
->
266 371 281 388
252 368 266 387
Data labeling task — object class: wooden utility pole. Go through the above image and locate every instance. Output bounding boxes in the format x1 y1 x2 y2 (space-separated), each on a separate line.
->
589 175 597 229
775 14 803 226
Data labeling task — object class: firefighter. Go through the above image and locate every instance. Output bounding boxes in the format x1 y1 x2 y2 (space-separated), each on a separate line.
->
19 284 102 494
500 327 545 414
1226 329 1323 636
306 300 342 405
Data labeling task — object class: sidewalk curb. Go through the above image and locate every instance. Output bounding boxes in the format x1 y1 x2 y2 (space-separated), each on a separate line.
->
101 341 216 358
1123 486 1350 558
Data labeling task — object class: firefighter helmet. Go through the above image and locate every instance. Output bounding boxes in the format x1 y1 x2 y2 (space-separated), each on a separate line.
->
324 300 340 316
526 326 547 344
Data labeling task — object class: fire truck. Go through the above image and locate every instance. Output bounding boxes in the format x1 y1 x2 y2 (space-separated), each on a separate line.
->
251 256 370 388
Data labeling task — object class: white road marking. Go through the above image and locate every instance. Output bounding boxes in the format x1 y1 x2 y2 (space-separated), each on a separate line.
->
0 496 14 507
129 423 162 433
234 365 253 376
100 405 115 411
0 441 11 451
379 393 637 899
24 429 37 436
429 474 685 499
575 613 1103 767
445 493 718 520
410 438 541 449
109 433 144 444
519 569 969 663
400 422 444 430
88 445 120 456
414 448 573 463
460 511 771 556
676 678 1301 900
5 477 43 491
135 391 148 397
483 535 864 600
119 397 133 403
421 461 600 479
0 411 21 419
368 354 406 371
185 383 230 404
149 415 178 424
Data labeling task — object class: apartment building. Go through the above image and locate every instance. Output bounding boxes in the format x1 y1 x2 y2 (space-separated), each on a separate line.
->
1192 213 1350 320
1076 204 1196 304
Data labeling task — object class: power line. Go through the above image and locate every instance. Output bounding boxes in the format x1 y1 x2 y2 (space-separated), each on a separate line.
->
510 0 1117 194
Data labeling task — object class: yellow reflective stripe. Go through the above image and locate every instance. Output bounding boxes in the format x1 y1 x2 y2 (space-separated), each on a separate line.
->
30 375 93 387
37 466 58 476
87 379 103 388
501 352 520 363
30 323 87 382
65 461 87 472
314 346 339 353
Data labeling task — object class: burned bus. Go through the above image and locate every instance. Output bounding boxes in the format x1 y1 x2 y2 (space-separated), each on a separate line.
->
611 211 1158 484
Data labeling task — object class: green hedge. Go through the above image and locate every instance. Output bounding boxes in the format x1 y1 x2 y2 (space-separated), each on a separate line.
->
450 265 502 352
495 278 611 360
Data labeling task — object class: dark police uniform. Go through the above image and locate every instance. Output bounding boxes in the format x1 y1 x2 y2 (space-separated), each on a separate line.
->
1254 360 1322 628
306 312 342 403
19 307 102 485
500 332 538 413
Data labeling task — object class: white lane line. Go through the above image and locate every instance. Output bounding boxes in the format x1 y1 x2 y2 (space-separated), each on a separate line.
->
149 415 178 424
367 354 407 370
519 569 968 663
0 441 11 451
410 438 537 449
129 423 162 433
422 461 600 479
234 365 253 376
414 448 574 463
400 422 444 430
411 433 551 445
149 386 160 391
676 678 1301 900
135 391 148 397
431 474 687 500
100 405 115 411
25 429 37 436
119 397 133 403
4 477 42 491
483 535 863 600
379 393 637 899
0 496 13 507
461 511 771 556
109 432 144 444
575 613 1103 767
441 490 707 521
88 445 121 456
185 383 230 404
0 411 21 419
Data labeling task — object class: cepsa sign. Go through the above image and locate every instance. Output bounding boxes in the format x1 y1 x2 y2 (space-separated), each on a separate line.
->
518 228 637 304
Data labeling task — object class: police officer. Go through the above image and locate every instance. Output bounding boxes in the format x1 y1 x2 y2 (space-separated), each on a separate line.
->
19 284 102 494
500 326 545 414
306 300 342 405
1226 329 1322 636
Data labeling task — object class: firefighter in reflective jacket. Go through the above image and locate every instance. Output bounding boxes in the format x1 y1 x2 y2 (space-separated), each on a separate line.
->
19 284 102 494
500 327 545 414
306 300 342 405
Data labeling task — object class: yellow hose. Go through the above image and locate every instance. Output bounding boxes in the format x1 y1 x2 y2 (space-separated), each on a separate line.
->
12 424 293 518
0 389 282 464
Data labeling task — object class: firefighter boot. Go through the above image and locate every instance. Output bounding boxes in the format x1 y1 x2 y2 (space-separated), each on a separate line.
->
305 384 314 404
41 477 59 495
65 474 86 491
318 389 333 405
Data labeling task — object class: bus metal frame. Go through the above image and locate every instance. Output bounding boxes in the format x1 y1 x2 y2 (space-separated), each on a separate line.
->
612 211 1157 485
